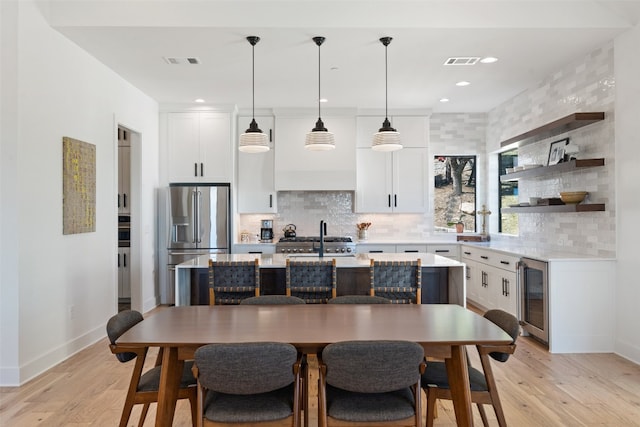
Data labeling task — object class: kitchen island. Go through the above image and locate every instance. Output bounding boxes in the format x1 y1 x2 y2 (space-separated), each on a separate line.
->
174 252 466 306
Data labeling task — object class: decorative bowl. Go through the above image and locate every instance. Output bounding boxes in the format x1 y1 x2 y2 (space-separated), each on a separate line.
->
560 191 587 204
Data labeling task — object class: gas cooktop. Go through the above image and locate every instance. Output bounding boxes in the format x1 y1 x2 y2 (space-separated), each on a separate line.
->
278 236 353 243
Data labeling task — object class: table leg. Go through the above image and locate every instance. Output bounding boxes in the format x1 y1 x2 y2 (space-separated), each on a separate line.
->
156 346 184 427
445 345 474 427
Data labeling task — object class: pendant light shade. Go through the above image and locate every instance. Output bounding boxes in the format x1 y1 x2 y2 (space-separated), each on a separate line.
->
372 37 402 152
239 36 269 153
305 36 335 151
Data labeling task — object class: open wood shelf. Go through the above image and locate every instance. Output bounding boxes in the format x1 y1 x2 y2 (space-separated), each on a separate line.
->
502 204 605 214
500 158 605 181
499 112 605 148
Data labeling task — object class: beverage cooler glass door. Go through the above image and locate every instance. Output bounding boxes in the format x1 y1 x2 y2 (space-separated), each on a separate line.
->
519 257 548 343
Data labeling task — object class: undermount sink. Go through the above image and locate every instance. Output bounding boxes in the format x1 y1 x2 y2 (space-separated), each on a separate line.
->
286 253 355 258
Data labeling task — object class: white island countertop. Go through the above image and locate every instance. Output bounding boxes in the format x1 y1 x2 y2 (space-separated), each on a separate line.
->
177 252 464 269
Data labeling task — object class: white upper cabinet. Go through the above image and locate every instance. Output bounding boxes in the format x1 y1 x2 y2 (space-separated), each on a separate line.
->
237 116 277 213
167 112 232 183
274 115 356 191
356 147 428 213
356 116 428 148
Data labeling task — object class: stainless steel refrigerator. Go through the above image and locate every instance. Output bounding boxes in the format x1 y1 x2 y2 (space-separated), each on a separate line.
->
164 183 230 304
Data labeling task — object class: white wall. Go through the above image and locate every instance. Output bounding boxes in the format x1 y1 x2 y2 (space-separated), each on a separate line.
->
0 0 159 385
614 23 640 364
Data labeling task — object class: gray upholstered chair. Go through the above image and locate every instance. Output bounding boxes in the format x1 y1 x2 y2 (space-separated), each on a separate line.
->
241 295 306 305
106 310 197 427
422 309 520 427
318 340 425 427
285 258 337 304
208 258 260 305
369 259 422 304
327 295 391 304
192 342 302 426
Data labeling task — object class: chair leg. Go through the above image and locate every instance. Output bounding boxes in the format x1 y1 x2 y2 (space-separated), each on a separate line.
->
188 389 198 427
477 403 490 427
425 387 437 427
118 398 135 427
137 403 150 427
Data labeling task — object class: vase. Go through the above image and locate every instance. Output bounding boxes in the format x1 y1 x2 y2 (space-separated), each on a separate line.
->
455 223 464 233
358 229 368 240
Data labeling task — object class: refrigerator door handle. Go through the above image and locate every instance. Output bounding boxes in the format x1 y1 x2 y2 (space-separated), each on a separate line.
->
192 190 198 243
195 190 202 244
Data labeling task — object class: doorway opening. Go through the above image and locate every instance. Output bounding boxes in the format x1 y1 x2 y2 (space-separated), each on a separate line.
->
117 127 132 312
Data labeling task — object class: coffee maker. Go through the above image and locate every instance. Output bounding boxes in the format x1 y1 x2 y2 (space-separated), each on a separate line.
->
260 219 274 242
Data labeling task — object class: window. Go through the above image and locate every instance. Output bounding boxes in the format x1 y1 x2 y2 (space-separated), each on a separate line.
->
434 156 476 232
499 149 518 234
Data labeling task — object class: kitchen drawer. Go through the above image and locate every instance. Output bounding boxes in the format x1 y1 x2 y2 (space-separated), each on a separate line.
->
356 244 397 253
426 244 460 260
461 246 520 272
396 244 427 253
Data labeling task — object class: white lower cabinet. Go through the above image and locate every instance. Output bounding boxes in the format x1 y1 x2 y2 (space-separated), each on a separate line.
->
426 244 460 261
118 247 131 300
461 246 518 318
356 244 397 253
233 244 276 254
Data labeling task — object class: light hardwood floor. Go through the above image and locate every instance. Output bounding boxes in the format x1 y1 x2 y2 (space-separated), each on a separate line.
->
2 305 640 426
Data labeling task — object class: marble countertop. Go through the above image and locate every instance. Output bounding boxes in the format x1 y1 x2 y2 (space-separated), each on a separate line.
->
458 241 615 262
177 252 464 269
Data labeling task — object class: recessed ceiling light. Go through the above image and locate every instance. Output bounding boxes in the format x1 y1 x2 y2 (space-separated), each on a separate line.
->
320 98 328 103
480 57 498 64
194 98 205 103
456 81 470 87
440 98 450 103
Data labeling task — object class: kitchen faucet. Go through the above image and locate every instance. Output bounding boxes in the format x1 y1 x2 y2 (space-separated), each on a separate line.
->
315 220 327 257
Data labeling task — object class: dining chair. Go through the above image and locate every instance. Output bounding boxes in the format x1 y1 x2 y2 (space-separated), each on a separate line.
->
285 258 337 304
208 258 260 305
239 293 308 426
327 295 391 304
318 340 425 427
241 295 306 305
106 310 197 427
369 259 422 304
421 309 520 427
192 342 303 426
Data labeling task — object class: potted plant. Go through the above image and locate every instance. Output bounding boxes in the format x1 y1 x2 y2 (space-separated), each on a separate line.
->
447 215 465 233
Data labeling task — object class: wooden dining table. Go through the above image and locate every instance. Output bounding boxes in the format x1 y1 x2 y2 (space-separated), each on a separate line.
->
116 304 512 427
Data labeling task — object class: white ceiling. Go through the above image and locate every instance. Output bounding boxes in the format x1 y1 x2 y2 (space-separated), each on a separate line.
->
46 0 640 113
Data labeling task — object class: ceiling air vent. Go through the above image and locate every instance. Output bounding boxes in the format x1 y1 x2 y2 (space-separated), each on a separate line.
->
163 57 201 65
444 57 480 66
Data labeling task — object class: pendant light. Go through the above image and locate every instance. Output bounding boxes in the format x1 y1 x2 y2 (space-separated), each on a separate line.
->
372 37 402 151
305 36 335 151
239 36 269 153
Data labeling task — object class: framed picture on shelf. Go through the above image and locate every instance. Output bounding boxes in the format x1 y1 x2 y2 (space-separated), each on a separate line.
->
547 138 569 166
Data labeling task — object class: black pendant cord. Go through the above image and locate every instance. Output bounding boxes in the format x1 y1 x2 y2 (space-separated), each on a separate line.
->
317 40 321 120
379 37 395 133
252 41 256 121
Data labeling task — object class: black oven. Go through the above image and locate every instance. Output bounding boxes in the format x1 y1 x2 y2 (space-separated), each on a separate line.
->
519 257 548 344
118 215 130 247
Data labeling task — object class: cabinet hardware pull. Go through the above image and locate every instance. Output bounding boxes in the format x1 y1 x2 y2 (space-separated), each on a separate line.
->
269 194 273 208
502 278 506 295
464 251 471 255
123 253 127 267
404 250 419 253
370 250 383 253
123 193 127 208
194 163 198 176
500 260 510 265
394 194 397 207
248 251 263 254
481 255 488 260
269 129 273 142
117 194 120 208
117 253 120 267
388 194 391 207
435 249 449 253
505 279 509 296
200 163 204 176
